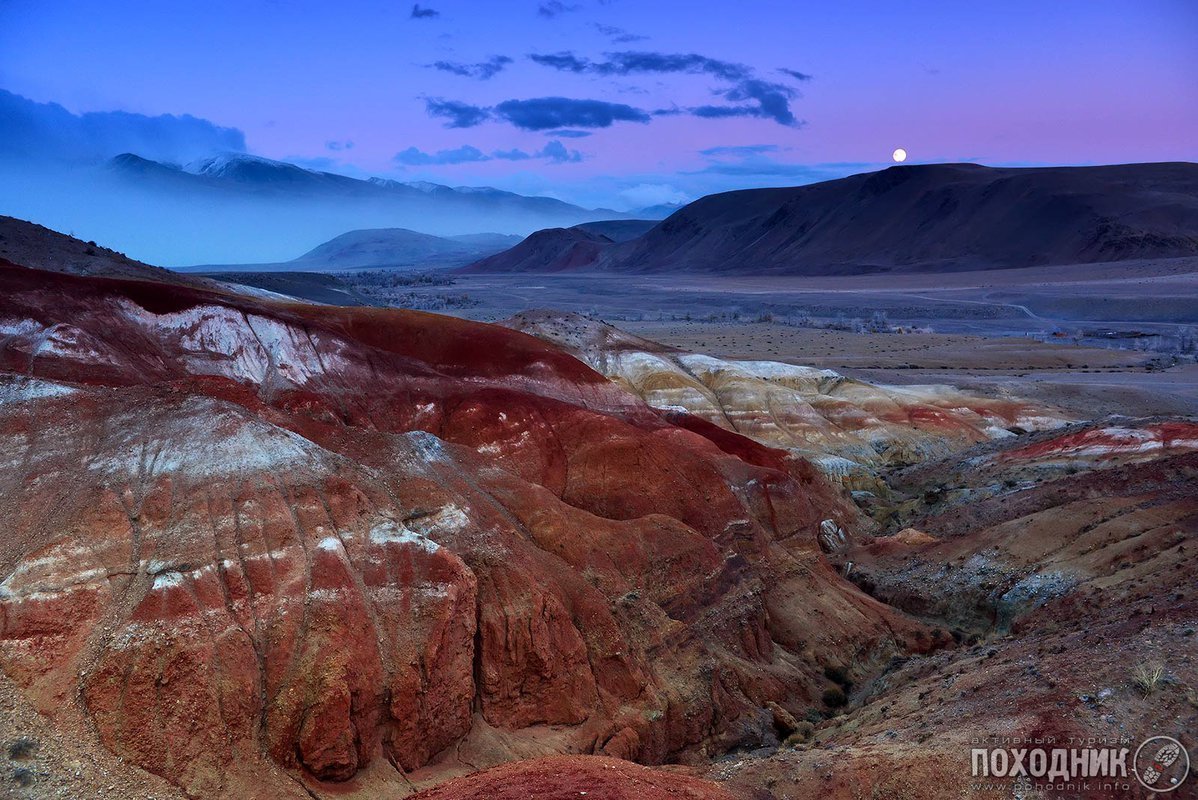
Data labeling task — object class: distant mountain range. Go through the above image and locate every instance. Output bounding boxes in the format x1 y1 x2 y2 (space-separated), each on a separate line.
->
1 150 670 266
192 227 524 272
463 162 1198 275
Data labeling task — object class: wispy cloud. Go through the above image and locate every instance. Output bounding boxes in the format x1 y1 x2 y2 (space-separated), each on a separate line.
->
410 4 439 19
699 144 781 157
529 50 751 81
778 68 813 81
591 23 647 43
394 139 582 165
429 56 513 80
425 98 492 128
538 1 581 18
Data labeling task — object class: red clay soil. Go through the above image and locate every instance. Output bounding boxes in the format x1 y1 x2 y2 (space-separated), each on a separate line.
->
411 755 736 800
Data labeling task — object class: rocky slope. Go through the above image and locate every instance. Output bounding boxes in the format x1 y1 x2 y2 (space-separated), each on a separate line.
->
501 311 1073 490
466 162 1198 275
0 257 931 798
716 417 1198 798
0 215 209 286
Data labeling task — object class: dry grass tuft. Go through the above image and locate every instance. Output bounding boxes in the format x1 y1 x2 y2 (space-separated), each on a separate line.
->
1132 662 1166 697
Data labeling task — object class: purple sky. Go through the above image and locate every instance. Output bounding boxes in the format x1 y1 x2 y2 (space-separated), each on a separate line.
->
2 0 1196 208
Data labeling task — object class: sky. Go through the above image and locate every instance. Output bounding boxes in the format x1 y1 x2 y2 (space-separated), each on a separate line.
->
1 0 1197 209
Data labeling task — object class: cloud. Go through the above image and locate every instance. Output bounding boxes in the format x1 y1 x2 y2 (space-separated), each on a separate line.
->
424 98 492 128
430 55 513 80
394 144 489 165
493 97 651 130
393 139 582 165
526 50 810 126
619 183 690 208
545 129 592 138
689 150 866 181
591 23 647 43
529 50 751 81
713 79 801 126
778 68 813 81
537 140 583 163
699 144 781 157
0 89 246 165
528 52 591 73
325 140 354 151
538 1 580 18
410 4 439 18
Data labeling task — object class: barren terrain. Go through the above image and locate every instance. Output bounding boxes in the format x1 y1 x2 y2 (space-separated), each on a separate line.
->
2 220 1196 799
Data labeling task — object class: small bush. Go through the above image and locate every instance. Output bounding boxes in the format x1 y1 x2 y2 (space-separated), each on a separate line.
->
824 665 849 685
822 687 847 708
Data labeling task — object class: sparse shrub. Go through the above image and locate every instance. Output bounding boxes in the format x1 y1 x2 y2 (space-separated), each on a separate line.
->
824 665 852 689
822 687 847 708
1132 662 1165 697
783 721 816 746
803 707 825 724
11 766 35 787
6 738 35 760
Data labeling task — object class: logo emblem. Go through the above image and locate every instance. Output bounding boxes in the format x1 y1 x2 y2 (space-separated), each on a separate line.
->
1134 736 1190 793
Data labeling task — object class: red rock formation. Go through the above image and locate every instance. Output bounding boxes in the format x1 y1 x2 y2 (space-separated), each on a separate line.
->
410 754 737 800
500 310 1072 490
0 261 927 797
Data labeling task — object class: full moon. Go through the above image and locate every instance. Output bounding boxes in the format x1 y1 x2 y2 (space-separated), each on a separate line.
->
892 148 908 163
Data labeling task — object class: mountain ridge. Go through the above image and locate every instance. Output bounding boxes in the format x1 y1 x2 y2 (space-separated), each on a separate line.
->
463 161 1198 275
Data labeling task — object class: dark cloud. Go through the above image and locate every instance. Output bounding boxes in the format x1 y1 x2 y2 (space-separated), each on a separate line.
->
424 98 492 128
410 4 439 18
0 89 246 165
715 79 800 126
538 1 580 18
689 105 760 120
493 97 650 130
778 68 813 81
394 139 581 165
430 55 513 80
591 23 647 43
526 50 809 126
545 129 592 138
325 140 354 151
530 50 751 81
528 52 591 73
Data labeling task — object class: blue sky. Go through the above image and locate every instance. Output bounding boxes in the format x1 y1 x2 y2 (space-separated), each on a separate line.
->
2 0 1196 207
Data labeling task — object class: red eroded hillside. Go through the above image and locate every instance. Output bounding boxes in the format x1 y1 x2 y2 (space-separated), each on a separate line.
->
0 260 929 798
